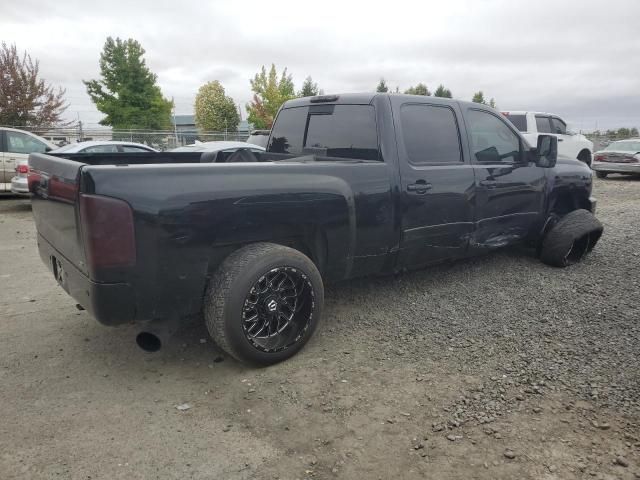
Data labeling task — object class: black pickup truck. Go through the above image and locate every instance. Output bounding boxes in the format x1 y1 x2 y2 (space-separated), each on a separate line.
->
29 93 602 365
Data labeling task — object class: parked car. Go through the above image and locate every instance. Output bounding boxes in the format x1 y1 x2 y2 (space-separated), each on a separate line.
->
52 141 158 154
591 138 640 178
1 127 56 193
502 111 593 165
170 140 265 158
245 130 271 148
28 93 602 365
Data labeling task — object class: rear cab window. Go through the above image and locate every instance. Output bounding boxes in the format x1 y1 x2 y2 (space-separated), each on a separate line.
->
502 113 527 132
535 116 552 133
268 105 379 161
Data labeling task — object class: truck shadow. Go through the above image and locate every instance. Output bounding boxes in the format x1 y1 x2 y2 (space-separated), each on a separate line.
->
78 245 538 370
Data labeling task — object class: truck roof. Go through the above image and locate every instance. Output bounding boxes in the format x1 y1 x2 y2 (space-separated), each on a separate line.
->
502 111 561 117
283 92 466 108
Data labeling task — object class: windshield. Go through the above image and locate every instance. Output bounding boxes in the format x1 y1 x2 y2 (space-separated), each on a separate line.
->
605 141 640 152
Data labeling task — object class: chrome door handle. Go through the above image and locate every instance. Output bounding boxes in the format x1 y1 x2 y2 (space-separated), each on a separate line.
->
407 182 432 194
479 179 497 187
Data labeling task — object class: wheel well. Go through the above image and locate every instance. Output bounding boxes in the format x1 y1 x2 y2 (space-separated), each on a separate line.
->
577 149 592 165
550 192 592 217
206 232 328 279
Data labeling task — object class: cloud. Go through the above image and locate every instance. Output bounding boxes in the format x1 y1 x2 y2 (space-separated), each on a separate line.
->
1 0 639 130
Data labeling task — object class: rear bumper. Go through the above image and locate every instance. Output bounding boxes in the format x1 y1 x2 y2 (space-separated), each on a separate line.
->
592 161 640 174
38 234 136 326
11 176 30 195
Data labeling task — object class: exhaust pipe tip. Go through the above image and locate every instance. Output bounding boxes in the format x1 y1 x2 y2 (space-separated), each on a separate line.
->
136 332 162 352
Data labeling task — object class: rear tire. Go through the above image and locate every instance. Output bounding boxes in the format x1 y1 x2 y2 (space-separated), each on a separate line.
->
595 171 608 179
540 209 603 267
204 243 323 365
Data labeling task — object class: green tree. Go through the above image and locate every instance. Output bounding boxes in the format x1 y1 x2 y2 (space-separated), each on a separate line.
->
299 76 319 97
194 81 239 132
433 84 452 98
0 43 67 127
247 64 296 129
404 83 431 96
376 78 389 93
472 91 487 105
84 37 173 129
631 127 639 137
617 127 631 138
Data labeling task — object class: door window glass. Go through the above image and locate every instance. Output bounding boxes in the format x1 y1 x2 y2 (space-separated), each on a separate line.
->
82 144 119 153
550 117 567 134
467 110 522 164
6 131 48 154
400 104 462 164
121 145 152 152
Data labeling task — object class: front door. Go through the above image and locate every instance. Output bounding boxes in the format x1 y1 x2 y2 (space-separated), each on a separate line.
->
464 107 546 247
395 100 476 268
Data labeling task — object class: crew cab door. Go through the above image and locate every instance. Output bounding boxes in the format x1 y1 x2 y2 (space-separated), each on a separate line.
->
394 99 476 268
464 107 546 247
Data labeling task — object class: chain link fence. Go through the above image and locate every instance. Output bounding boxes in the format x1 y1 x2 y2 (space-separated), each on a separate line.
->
4 125 252 151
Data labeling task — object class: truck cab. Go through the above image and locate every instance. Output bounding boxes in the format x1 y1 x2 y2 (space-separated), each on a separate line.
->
501 111 593 165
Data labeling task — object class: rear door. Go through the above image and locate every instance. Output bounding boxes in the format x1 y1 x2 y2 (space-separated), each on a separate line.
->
394 98 476 268
464 107 546 246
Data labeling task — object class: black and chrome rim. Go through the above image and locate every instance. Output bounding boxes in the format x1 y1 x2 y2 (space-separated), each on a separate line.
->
242 267 315 353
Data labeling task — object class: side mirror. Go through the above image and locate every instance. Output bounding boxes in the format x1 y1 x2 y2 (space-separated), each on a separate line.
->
534 135 557 168
45 146 53 153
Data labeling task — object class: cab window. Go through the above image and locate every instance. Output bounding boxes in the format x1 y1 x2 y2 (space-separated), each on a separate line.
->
467 110 522 164
551 117 567 135
6 131 48 154
535 116 553 133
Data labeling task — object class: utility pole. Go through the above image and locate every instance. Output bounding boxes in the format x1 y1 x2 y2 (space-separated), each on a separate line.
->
76 112 84 142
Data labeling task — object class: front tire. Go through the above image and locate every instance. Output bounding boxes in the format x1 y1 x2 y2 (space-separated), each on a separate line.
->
595 171 608 179
540 209 603 267
205 243 324 365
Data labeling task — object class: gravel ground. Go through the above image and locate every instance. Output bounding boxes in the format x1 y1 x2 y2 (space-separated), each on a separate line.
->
1 176 639 479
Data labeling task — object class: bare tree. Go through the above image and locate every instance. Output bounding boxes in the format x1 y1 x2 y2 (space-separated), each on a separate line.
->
0 43 68 127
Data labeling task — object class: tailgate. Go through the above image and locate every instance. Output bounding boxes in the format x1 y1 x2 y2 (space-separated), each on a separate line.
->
29 152 88 275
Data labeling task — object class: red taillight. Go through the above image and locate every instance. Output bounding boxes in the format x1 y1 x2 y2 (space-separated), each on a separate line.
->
79 194 136 275
16 164 29 174
595 154 605 162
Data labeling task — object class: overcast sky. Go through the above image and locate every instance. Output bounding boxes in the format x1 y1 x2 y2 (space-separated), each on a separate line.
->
2 0 639 131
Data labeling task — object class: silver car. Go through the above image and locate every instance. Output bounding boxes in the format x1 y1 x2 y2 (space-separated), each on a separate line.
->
592 139 640 178
1 127 56 194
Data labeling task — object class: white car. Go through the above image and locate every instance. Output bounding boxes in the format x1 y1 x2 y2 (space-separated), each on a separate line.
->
502 111 593 165
591 138 640 178
52 141 158 154
171 140 265 153
1 127 56 193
